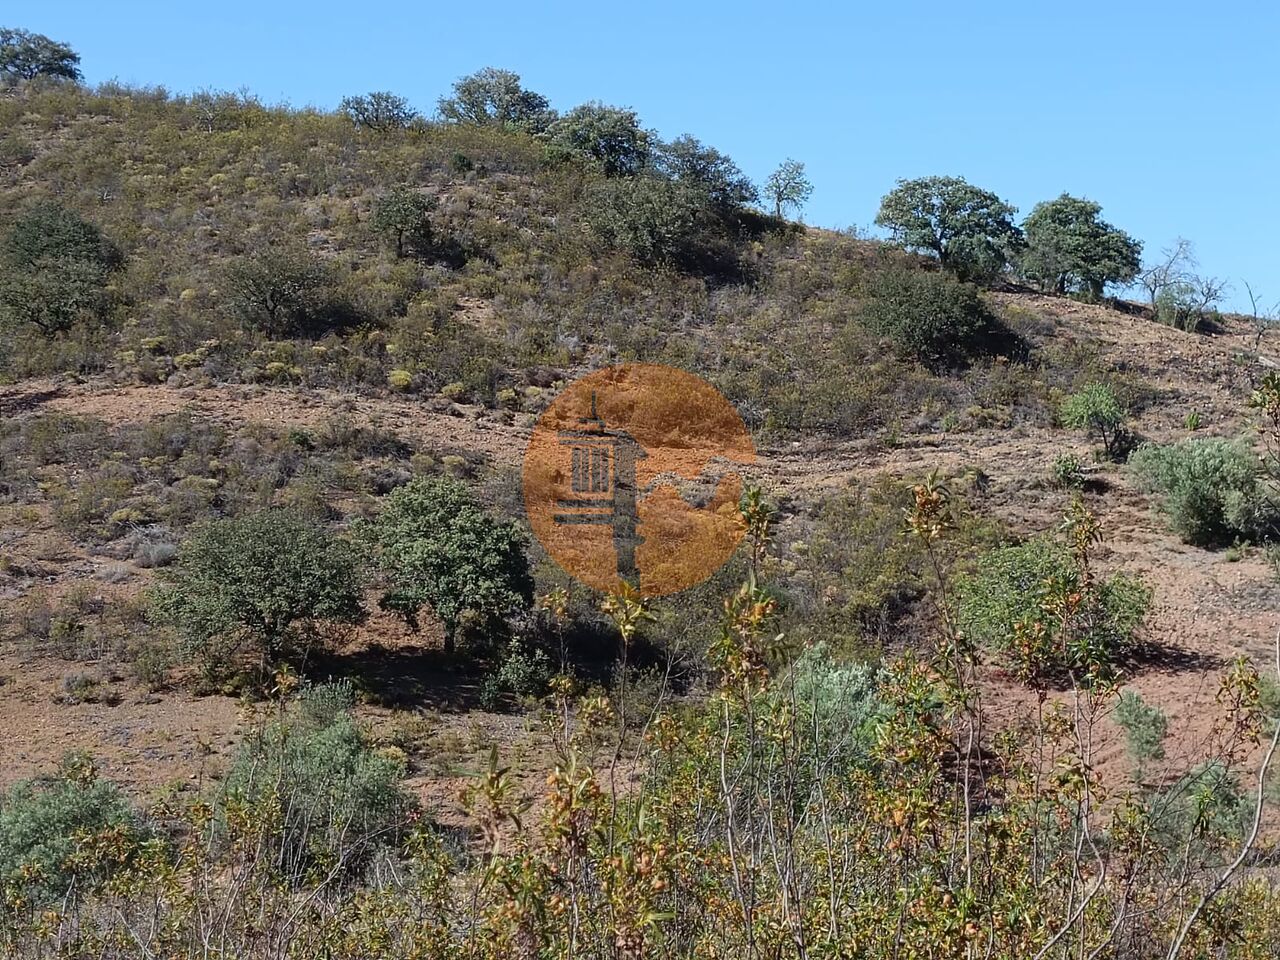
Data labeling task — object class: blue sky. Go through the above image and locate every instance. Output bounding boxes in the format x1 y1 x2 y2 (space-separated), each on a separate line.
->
13 1 1279 312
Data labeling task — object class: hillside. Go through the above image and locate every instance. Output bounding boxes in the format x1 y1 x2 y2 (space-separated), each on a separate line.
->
3 68 1280 959
3 294 1278 792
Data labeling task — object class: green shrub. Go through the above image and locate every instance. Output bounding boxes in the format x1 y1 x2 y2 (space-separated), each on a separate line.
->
1050 452 1086 488
371 187 435 258
856 268 994 368
224 682 410 886
1059 383 1126 458
582 176 730 272
956 533 1149 684
0 754 142 906
1114 689 1168 773
151 510 365 673
479 637 553 710
2 202 118 271
1129 438 1278 546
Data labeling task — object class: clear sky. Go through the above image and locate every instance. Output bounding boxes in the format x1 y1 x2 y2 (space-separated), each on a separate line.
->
12 1 1279 312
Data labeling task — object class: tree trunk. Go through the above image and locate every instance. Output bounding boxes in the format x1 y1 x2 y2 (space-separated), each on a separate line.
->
443 622 456 656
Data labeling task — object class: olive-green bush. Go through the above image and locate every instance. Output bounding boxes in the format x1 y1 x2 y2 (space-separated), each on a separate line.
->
221 248 358 338
0 202 121 336
151 509 365 672
856 268 995 368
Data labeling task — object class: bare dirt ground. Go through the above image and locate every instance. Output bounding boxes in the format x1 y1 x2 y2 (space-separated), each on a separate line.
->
3 296 1279 816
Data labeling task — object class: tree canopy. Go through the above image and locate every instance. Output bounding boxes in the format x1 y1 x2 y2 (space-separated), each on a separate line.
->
0 28 81 82
1020 194 1142 300
366 477 533 654
437 67 555 133
221 247 354 338
544 102 652 177
875 176 1021 283
152 510 365 669
0 202 120 336
372 187 435 258
764 159 813 219
657 135 758 208
338 91 418 131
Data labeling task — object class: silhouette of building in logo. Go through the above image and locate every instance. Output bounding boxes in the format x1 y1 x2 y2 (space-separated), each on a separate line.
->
552 393 647 586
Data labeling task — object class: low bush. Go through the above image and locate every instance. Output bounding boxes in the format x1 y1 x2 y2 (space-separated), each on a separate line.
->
856 268 995 368
1129 437 1278 546
956 519 1149 685
788 477 1001 650
1050 451 1086 488
1147 761 1248 855
479 636 553 710
1115 688 1168 774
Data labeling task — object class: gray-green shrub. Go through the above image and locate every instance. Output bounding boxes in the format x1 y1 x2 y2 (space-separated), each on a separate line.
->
223 682 410 886
1129 437 1278 546
1147 761 1248 854
479 637 553 710
1114 689 1168 773
775 642 881 763
0 754 142 906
